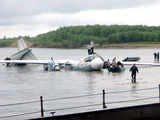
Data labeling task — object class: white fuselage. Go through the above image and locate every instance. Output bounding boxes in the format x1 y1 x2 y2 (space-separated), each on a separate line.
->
66 54 104 71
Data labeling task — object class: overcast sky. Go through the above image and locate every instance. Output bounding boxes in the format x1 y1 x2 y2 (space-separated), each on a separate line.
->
0 0 160 38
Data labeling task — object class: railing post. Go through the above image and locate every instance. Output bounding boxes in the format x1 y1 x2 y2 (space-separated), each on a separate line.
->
40 96 44 118
159 85 160 102
103 89 107 108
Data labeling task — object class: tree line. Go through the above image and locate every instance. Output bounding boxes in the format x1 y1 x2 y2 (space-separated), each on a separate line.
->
1 25 160 48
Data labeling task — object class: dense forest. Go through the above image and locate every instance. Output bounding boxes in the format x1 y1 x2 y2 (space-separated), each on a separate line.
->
1 25 160 48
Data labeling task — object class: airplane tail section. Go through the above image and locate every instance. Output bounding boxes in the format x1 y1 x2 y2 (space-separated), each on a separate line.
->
6 38 37 61
17 38 28 51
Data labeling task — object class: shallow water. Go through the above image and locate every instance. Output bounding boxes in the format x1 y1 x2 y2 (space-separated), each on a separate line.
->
0 48 160 120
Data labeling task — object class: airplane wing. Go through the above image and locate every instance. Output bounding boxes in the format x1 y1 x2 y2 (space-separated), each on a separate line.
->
0 59 68 65
122 61 160 67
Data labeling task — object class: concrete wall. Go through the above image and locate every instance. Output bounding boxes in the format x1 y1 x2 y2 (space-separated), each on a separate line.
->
30 103 160 120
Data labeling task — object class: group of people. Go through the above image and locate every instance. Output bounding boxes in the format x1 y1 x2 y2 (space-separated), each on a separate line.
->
104 57 123 68
105 57 139 83
101 55 139 83
153 52 159 61
87 41 139 83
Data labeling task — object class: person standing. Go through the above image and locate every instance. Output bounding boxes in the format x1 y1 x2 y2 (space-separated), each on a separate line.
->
87 43 92 55
153 52 157 61
49 57 55 71
103 59 110 68
129 64 139 83
112 57 117 66
90 41 94 54
157 52 159 62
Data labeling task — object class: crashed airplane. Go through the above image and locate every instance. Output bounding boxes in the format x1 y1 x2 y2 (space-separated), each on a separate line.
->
0 39 105 71
0 54 105 71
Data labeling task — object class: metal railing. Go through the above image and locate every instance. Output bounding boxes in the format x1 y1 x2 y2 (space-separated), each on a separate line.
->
0 85 159 119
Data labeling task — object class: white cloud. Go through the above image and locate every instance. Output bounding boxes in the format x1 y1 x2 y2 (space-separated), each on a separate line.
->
0 0 157 18
0 0 160 38
0 24 55 38
72 3 160 26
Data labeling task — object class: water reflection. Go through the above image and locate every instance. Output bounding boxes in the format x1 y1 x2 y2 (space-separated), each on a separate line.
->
130 84 139 98
85 71 103 93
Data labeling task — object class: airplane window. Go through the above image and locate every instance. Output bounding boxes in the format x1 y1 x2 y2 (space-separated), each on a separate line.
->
84 56 95 62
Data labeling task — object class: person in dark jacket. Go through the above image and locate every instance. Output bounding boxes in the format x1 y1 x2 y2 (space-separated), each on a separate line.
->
129 64 139 83
157 52 159 62
153 52 157 61
87 43 92 55
90 41 94 54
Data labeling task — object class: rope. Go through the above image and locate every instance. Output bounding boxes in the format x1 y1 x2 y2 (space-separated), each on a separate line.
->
0 100 40 107
107 96 159 104
106 87 158 94
45 103 102 112
0 111 40 119
44 93 102 102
